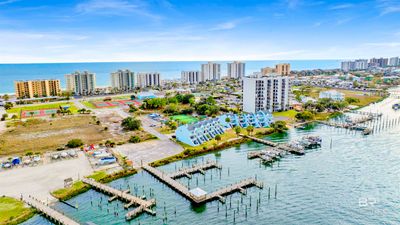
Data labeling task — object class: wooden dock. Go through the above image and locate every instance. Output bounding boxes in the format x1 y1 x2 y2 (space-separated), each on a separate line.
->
22 195 80 225
241 134 278 147
169 161 222 179
142 164 263 204
242 135 305 155
81 178 156 220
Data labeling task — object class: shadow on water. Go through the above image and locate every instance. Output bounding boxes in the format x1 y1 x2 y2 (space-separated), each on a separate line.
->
190 203 207 213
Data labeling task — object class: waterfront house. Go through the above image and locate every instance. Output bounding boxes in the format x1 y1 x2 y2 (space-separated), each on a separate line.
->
175 111 273 146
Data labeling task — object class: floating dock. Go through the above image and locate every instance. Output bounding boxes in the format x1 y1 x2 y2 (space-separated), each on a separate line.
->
169 161 222 179
22 195 80 225
142 164 263 204
81 178 156 220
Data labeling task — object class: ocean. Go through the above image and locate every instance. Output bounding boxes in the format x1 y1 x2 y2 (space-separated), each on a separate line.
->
0 60 340 94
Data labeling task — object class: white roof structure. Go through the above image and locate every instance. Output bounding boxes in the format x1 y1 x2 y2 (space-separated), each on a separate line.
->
189 187 207 197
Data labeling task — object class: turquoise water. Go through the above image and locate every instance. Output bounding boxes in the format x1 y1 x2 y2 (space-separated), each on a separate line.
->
0 60 340 94
22 94 400 225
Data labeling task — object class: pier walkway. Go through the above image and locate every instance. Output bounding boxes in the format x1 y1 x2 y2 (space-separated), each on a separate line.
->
81 178 156 220
22 195 80 225
142 164 263 204
169 161 222 179
350 110 382 117
241 135 304 155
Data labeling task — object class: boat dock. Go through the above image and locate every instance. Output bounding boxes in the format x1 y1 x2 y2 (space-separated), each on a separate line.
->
142 164 263 204
22 195 80 225
241 135 278 147
169 161 222 179
81 178 156 220
241 135 305 155
350 110 382 117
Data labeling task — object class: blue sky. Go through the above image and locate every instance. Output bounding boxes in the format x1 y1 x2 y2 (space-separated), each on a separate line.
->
0 0 400 63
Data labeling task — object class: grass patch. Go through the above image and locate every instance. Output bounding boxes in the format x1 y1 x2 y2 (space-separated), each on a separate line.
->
0 115 110 156
170 115 199 124
0 196 35 225
51 169 137 201
80 101 96 109
273 110 298 124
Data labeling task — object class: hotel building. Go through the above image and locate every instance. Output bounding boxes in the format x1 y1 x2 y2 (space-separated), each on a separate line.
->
65 71 96 95
201 62 221 81
227 61 245 79
14 79 61 99
242 72 290 113
110 69 135 91
389 57 399 67
175 111 273 146
136 72 160 88
181 71 201 84
275 63 291 75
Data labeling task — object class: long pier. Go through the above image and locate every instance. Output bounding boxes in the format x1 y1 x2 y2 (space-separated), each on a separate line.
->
22 195 80 225
350 110 382 117
241 135 305 155
169 161 222 179
142 164 263 204
81 178 156 220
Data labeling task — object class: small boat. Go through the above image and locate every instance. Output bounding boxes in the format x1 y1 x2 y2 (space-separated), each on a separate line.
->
392 103 400 110
33 156 41 162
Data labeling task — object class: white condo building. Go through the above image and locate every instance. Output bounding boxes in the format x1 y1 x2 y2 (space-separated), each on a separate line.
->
201 62 221 82
110 69 135 91
65 71 96 95
181 71 201 84
136 72 160 88
341 59 368 71
227 61 245 79
242 72 289 113
389 57 399 66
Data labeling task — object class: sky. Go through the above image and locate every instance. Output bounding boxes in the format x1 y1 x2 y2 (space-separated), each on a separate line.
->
0 0 400 63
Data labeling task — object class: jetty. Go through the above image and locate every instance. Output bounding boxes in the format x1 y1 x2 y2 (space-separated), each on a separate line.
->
169 161 222 179
22 195 80 225
81 178 156 220
142 164 263 204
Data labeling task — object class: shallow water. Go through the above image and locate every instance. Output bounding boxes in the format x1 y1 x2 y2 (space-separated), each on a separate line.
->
23 92 400 225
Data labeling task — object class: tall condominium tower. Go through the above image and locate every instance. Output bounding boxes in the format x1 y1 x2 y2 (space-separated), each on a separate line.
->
14 79 61 99
275 63 291 75
242 72 289 113
136 72 160 88
227 61 245 79
110 69 135 91
65 71 96 95
181 71 201 84
201 62 221 82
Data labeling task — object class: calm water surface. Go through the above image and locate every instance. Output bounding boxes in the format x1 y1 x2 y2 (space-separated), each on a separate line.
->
23 91 400 225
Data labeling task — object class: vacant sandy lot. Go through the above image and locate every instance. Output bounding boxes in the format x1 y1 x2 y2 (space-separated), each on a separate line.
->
0 115 109 156
0 151 93 202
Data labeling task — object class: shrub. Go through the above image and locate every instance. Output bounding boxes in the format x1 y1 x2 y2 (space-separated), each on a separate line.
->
129 135 141 143
66 139 84 148
121 117 141 131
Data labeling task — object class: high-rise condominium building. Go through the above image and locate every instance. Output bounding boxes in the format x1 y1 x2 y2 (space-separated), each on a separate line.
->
242 72 289 113
136 72 160 88
181 71 201 84
227 61 245 79
14 79 61 99
110 69 135 91
275 63 291 75
370 58 388 67
341 59 368 71
261 67 275 75
389 57 399 66
201 62 221 82
65 71 96 95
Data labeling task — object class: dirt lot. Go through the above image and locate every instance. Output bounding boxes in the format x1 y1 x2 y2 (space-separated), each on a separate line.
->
0 115 109 156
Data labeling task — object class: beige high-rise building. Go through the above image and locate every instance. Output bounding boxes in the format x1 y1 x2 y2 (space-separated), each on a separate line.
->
275 63 291 75
261 67 276 75
14 79 61 99
136 72 160 88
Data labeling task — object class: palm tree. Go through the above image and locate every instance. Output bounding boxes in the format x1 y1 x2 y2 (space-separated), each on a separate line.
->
234 126 242 137
246 125 254 136
29 111 34 117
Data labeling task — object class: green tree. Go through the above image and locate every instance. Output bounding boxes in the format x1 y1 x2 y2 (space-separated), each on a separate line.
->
295 111 314 121
4 102 13 110
11 114 18 120
246 125 254 136
129 135 141 143
270 121 288 133
3 94 9 101
234 126 242 136
345 97 360 104
215 134 222 142
121 117 141 131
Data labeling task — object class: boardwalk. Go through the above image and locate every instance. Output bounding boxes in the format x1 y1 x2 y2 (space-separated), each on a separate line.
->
169 161 222 179
81 178 156 220
22 195 80 225
142 164 263 204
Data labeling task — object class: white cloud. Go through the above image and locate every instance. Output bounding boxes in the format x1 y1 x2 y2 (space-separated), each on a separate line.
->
211 17 252 31
76 0 161 20
329 3 354 10
286 0 301 9
364 42 400 47
0 0 18 6
377 0 400 15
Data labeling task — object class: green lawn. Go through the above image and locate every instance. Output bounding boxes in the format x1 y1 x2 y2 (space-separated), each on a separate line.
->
80 101 97 109
6 102 79 115
0 197 35 225
170 115 199 124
